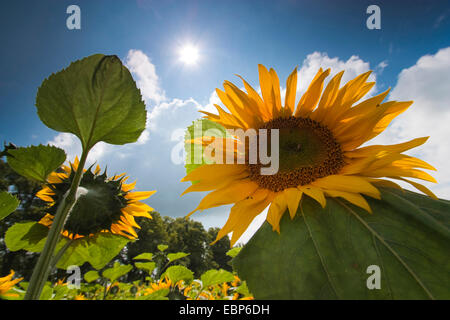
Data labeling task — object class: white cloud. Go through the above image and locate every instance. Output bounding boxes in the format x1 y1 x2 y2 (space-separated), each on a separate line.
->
202 90 221 114
47 132 113 166
125 49 166 105
148 97 201 135
370 47 450 198
375 60 388 74
296 52 377 98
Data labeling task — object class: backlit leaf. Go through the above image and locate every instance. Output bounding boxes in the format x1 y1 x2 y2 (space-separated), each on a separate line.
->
56 233 130 270
200 269 234 288
162 265 194 285
7 145 66 183
36 54 147 151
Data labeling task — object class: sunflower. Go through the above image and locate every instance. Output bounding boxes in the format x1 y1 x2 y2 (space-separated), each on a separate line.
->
182 65 437 246
0 270 23 298
36 157 155 240
144 277 175 295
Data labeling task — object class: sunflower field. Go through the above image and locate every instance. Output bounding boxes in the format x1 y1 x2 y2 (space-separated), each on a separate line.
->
0 53 449 301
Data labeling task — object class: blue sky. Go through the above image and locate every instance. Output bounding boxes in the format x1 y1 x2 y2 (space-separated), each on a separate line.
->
1 0 449 243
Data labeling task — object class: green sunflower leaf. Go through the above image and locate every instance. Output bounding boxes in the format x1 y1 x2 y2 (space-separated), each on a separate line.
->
84 270 100 283
157 244 168 252
0 191 20 221
56 233 130 270
233 187 450 299
167 252 190 263
36 54 147 151
137 288 169 300
135 262 156 274
161 265 194 285
102 262 133 283
200 269 235 288
6 145 66 183
5 221 49 252
184 119 230 176
133 252 153 261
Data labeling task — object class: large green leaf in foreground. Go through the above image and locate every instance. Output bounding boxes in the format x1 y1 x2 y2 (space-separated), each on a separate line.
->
233 187 450 299
36 54 146 151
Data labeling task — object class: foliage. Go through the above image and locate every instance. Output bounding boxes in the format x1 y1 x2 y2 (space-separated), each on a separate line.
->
233 187 450 299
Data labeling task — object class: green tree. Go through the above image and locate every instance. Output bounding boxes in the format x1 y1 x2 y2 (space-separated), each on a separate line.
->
207 227 232 271
166 217 216 277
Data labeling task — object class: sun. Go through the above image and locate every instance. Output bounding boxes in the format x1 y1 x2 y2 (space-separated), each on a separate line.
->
179 44 199 65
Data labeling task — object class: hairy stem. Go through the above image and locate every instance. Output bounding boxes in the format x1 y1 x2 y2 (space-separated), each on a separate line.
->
25 149 89 300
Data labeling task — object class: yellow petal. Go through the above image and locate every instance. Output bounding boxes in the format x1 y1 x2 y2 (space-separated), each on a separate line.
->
122 181 137 192
217 88 252 128
181 164 247 182
295 68 330 117
236 74 268 121
362 167 437 183
258 64 275 118
345 137 429 158
181 171 247 196
120 212 141 229
283 188 303 219
266 193 287 233
312 71 344 122
298 185 326 208
214 189 272 246
125 190 156 201
312 175 380 199
392 177 438 199
186 179 259 218
324 189 372 213
284 67 298 115
269 68 282 112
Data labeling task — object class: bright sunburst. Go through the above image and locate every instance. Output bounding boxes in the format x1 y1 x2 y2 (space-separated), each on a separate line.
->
179 44 199 65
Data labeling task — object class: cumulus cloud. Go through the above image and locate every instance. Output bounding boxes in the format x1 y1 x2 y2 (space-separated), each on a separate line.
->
296 52 377 98
47 132 112 166
370 47 450 198
125 49 166 104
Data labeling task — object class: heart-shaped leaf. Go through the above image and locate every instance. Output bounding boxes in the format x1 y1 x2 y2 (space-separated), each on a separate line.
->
56 233 130 270
36 54 147 151
200 269 235 288
162 265 194 284
102 262 132 283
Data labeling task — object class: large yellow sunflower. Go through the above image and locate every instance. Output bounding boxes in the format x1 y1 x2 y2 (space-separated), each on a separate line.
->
182 65 437 246
36 157 155 240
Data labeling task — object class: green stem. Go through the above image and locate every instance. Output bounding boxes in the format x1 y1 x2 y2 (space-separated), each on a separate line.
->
50 239 74 270
25 149 89 300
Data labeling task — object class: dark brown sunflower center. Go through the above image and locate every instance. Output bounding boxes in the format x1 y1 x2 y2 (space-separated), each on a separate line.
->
47 169 128 236
247 116 344 192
